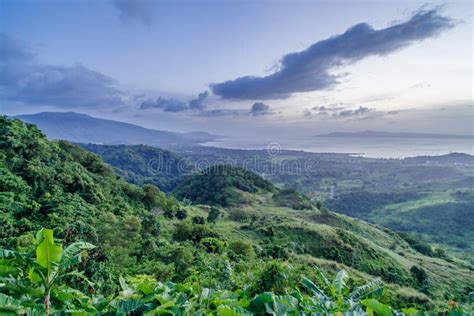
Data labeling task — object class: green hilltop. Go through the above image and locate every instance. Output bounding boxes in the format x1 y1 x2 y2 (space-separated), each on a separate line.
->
173 165 276 207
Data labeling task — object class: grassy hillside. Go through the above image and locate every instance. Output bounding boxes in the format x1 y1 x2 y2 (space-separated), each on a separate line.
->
169 162 473 303
1 117 472 314
174 146 474 257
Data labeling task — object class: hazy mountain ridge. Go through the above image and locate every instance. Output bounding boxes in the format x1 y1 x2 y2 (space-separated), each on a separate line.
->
316 130 474 139
13 112 219 148
403 152 474 165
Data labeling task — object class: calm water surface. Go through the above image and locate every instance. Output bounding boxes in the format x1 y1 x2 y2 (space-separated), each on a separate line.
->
202 137 474 159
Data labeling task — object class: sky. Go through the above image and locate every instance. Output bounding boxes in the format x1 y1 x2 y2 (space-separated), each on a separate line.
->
0 0 473 138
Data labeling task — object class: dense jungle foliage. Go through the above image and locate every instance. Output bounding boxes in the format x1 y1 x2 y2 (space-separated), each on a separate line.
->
81 144 194 192
1 117 473 314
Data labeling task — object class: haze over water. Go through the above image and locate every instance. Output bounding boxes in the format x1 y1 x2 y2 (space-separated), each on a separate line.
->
203 137 474 159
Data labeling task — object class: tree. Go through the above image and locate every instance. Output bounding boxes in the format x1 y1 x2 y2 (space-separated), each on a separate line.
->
192 216 205 225
410 265 429 288
142 184 165 209
176 209 188 220
207 207 222 223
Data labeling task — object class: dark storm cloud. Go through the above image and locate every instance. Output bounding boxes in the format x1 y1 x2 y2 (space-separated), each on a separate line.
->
250 102 272 116
189 91 209 110
0 33 124 108
140 97 188 112
113 0 155 26
210 9 454 100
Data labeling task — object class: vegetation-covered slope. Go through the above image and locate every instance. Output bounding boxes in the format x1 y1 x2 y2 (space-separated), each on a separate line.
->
174 146 474 257
81 144 193 192
78 143 473 257
173 164 276 206
1 117 473 314
0 117 181 287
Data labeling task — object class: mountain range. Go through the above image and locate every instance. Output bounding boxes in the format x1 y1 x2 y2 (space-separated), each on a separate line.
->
13 112 220 148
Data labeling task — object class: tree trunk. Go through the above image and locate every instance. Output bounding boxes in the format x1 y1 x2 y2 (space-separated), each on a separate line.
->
44 289 51 315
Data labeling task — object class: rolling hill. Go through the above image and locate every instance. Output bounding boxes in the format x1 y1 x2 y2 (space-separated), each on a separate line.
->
169 164 474 303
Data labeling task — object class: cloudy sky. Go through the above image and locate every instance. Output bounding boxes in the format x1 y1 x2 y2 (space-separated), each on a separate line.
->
1 0 472 138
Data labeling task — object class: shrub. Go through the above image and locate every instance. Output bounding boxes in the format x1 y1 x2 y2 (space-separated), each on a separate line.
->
253 261 291 294
191 215 206 225
200 237 225 254
411 265 429 288
176 208 188 220
173 221 221 243
228 240 255 259
207 207 222 223
228 208 250 222
173 220 194 241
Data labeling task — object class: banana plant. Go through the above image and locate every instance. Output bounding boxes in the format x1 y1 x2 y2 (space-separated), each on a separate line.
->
0 228 95 315
301 266 385 314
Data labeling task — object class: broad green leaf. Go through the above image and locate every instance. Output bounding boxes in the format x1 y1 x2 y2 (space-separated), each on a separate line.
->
35 228 62 272
109 299 144 313
271 295 299 314
53 286 87 302
62 242 95 263
0 293 26 313
333 270 348 296
119 276 135 298
201 287 212 300
0 264 18 277
361 299 392 316
249 292 274 314
217 305 252 316
349 278 383 300
28 267 41 283
93 297 111 312
302 276 328 300
144 300 176 315
366 306 374 316
24 306 45 316
313 265 331 288
402 308 420 316
0 248 24 260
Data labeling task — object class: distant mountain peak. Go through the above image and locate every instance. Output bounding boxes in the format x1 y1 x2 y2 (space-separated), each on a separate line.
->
12 111 219 148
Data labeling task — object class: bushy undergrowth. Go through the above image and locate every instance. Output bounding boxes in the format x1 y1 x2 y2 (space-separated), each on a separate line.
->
1 229 471 315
